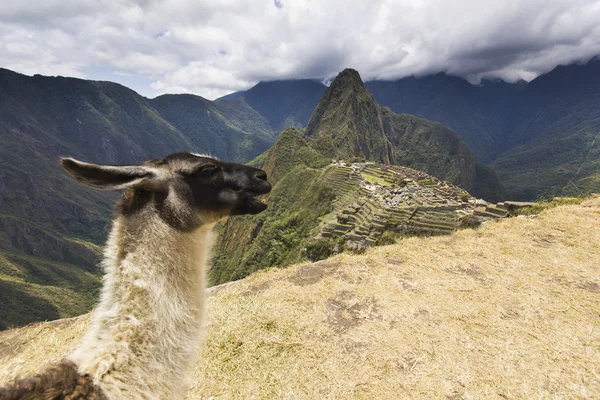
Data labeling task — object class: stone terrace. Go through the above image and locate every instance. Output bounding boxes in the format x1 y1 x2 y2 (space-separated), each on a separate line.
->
318 163 506 247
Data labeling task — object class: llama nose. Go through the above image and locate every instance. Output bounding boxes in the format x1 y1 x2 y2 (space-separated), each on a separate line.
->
254 170 268 181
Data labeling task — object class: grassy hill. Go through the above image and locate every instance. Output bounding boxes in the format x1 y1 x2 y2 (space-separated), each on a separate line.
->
1 197 598 398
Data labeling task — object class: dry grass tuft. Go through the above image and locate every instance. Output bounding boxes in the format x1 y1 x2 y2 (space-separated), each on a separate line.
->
2 196 600 399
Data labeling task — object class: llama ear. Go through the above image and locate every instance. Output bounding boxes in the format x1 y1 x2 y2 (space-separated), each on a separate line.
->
60 158 165 191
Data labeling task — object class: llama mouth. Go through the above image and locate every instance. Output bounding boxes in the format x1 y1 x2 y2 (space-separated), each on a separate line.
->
250 182 272 195
245 194 268 214
232 184 270 215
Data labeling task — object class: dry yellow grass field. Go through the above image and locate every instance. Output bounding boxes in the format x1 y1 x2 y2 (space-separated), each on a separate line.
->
1 197 599 399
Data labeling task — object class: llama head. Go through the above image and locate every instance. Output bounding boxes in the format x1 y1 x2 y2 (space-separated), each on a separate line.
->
61 152 271 231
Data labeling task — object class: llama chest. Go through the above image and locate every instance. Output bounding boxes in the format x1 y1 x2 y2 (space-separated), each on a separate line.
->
68 223 211 399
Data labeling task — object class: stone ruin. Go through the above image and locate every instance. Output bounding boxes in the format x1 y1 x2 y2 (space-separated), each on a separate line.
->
316 162 525 250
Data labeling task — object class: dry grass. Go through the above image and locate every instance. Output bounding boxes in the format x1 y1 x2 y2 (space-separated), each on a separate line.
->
1 196 599 399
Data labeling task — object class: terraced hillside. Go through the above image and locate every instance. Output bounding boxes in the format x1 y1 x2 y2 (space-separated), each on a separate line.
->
212 155 509 285
210 68 508 286
315 163 506 250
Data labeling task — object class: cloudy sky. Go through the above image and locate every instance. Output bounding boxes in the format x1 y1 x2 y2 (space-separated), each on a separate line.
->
1 0 600 99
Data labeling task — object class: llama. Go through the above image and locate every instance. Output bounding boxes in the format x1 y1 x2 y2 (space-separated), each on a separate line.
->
0 152 271 400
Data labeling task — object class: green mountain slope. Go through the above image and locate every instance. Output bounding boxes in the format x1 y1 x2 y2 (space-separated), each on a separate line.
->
218 80 326 133
365 74 526 163
305 69 393 164
491 58 600 199
0 68 275 329
304 69 504 200
150 95 274 161
210 70 506 285
380 109 505 201
211 128 334 284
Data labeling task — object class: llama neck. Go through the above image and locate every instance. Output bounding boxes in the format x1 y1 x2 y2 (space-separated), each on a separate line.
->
68 213 214 400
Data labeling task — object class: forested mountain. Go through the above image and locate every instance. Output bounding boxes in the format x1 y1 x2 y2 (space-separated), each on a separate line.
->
365 75 526 163
303 69 504 199
150 94 274 161
367 59 600 199
491 58 600 199
218 79 326 133
210 69 504 284
0 68 276 328
220 57 600 200
304 69 393 164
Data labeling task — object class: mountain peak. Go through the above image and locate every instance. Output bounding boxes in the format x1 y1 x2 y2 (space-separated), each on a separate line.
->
331 68 363 85
325 68 368 96
304 69 392 164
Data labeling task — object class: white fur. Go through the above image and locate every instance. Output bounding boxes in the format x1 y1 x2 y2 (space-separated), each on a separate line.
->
68 211 215 399
191 153 218 160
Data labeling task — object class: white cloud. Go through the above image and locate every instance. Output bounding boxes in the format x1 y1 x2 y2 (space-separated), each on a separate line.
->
1 0 599 99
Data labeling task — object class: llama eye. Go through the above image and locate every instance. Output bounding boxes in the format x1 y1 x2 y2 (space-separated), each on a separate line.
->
198 165 220 176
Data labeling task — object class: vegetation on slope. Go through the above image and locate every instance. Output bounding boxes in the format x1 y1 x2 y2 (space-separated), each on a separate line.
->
368 58 600 200
366 74 526 163
305 69 393 164
262 127 329 183
491 58 600 200
492 127 600 200
303 69 504 201
2 197 599 398
0 251 101 329
381 109 475 190
150 95 274 161
211 128 334 284
211 69 506 285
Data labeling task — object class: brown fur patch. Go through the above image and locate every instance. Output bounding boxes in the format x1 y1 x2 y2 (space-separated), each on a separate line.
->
0 360 106 400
